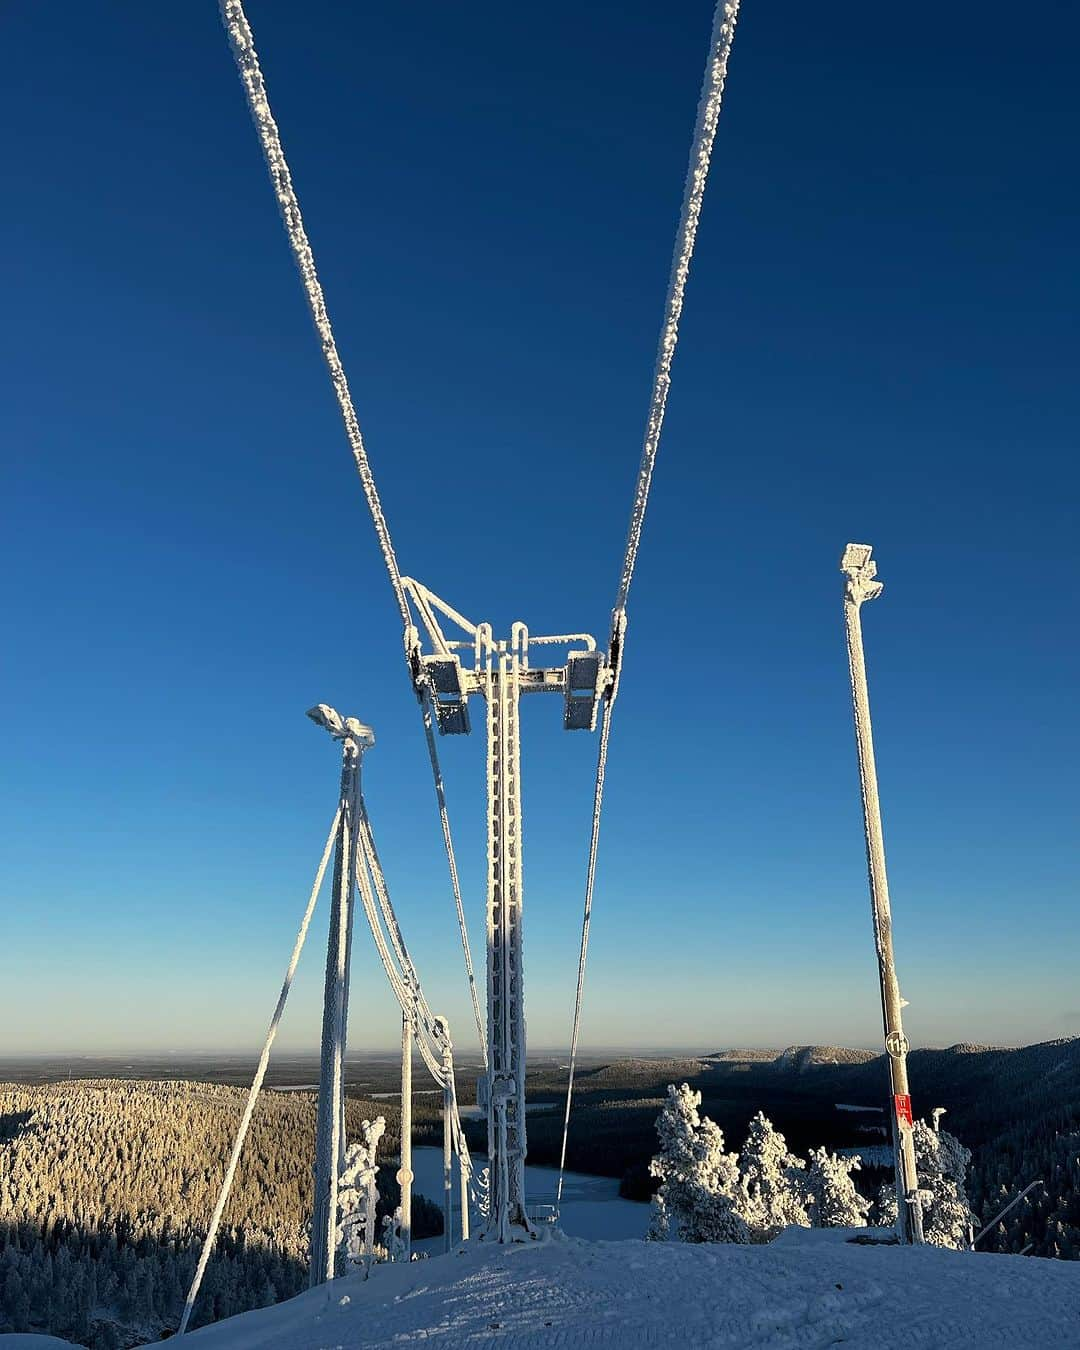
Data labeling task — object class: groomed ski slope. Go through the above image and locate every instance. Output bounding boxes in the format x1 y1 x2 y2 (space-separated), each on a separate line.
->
164 1228 1080 1350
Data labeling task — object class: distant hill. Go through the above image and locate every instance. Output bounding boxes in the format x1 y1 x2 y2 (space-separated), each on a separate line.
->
703 1048 779 1063
705 1046 879 1071
576 1058 710 1084
775 1045 879 1071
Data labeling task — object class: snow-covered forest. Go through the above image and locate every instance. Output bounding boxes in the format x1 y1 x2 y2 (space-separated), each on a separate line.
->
645 1086 973 1247
0 1081 443 1346
3 1039 1080 1344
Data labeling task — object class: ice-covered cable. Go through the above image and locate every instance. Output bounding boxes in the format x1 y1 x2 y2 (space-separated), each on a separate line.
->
353 815 447 1085
177 808 340 1336
222 1 484 1061
219 0 409 631
350 798 473 1193
352 842 416 1022
557 0 741 1210
555 697 613 1209
422 698 487 1066
614 0 740 619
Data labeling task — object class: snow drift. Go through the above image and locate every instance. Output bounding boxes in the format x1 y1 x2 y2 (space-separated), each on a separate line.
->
100 1228 1080 1349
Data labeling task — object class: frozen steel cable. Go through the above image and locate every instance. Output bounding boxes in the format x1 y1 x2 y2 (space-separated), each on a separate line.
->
555 697 614 1210
614 0 741 618
177 808 340 1336
556 0 741 1210
352 803 478 1208
221 0 481 1073
352 805 446 1085
219 0 409 631
422 698 487 1066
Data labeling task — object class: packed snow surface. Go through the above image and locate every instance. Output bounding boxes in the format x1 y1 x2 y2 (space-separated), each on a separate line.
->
144 1228 1080 1350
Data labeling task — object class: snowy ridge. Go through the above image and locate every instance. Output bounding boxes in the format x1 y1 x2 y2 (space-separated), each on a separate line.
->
139 1231 1080 1349
776 1046 878 1072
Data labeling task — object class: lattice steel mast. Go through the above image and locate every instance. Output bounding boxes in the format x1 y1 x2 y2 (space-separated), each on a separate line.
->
403 579 608 1239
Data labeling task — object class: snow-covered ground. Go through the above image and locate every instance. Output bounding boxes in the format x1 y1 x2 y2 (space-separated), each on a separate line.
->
131 1228 1080 1349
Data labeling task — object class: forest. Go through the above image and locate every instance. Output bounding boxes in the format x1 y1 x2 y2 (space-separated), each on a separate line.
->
522 1042 1080 1259
0 1079 443 1347
3 1038 1079 1347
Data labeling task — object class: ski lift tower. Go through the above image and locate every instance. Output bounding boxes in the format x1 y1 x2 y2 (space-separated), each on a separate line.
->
402 578 609 1240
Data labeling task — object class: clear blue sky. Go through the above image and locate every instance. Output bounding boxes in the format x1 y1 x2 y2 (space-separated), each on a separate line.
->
2 2 1077 1057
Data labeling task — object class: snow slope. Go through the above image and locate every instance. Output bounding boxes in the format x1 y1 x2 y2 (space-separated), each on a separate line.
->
153 1229 1080 1350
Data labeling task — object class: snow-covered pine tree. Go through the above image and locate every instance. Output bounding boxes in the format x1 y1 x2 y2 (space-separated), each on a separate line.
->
874 1179 898 1228
381 1210 406 1263
337 1116 386 1271
737 1112 809 1241
872 1114 975 1248
913 1118 976 1249
648 1084 749 1244
802 1147 871 1228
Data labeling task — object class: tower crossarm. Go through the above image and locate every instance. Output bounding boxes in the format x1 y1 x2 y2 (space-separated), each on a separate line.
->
401 577 610 736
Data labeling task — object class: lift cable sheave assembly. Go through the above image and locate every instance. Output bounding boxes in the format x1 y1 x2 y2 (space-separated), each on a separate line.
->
219 0 742 1238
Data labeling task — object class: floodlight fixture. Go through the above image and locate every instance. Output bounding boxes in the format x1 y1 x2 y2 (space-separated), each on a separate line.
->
306 703 375 749
840 542 874 573
840 542 883 604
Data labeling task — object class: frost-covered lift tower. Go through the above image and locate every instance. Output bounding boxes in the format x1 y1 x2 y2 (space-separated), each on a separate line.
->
402 578 608 1240
218 0 743 1244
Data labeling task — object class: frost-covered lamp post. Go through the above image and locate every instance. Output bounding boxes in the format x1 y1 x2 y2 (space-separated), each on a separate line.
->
840 544 924 1246
307 704 375 1285
437 1018 454 1253
397 1010 414 1258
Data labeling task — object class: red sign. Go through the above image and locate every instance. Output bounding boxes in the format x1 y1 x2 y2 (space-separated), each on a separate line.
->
894 1093 914 1129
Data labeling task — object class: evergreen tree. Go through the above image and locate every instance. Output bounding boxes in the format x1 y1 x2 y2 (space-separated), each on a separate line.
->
737 1112 809 1241
338 1117 386 1269
647 1084 749 1245
873 1116 976 1249
874 1180 898 1228
913 1119 976 1250
802 1148 871 1228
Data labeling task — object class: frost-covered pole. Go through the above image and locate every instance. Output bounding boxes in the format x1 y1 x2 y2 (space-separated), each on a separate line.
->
442 1035 454 1253
308 705 376 1284
397 1010 413 1258
458 1136 470 1243
840 545 924 1246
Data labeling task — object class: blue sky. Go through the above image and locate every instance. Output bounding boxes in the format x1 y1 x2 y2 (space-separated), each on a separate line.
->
2 2 1077 1056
